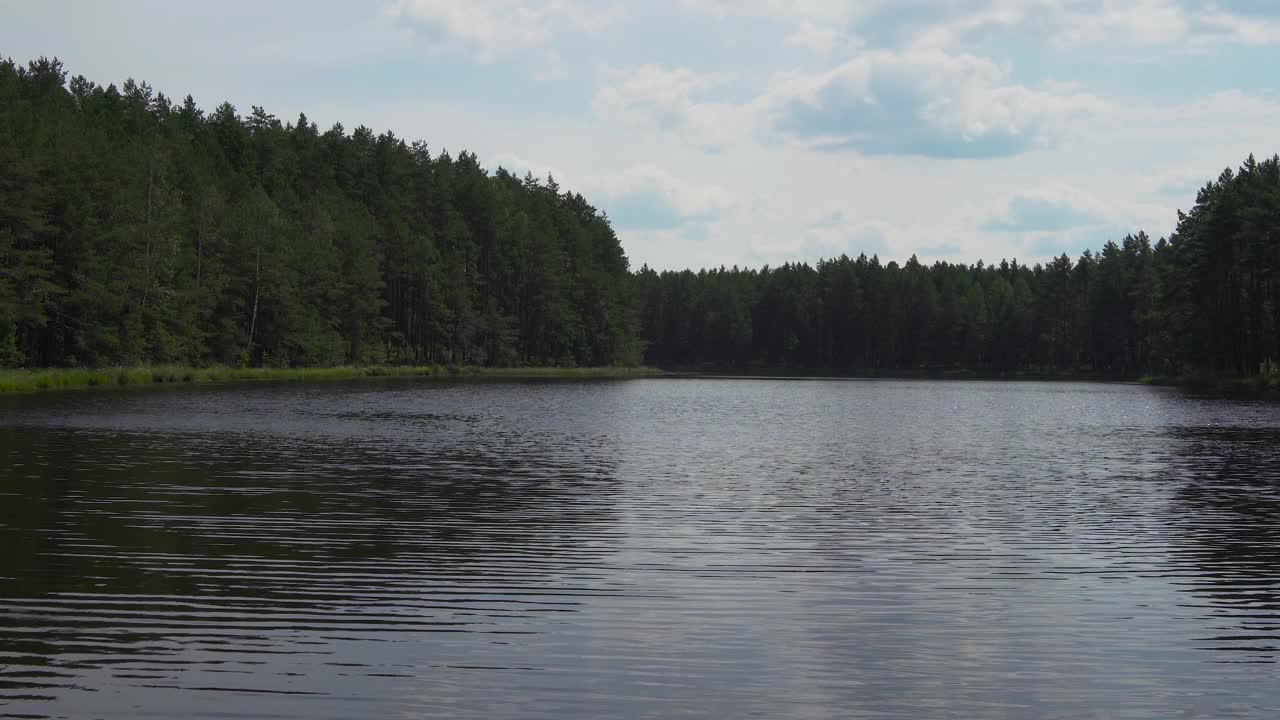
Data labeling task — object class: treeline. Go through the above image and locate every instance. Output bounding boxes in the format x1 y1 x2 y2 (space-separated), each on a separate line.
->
0 57 639 368
3 57 1278 380
637 157 1280 378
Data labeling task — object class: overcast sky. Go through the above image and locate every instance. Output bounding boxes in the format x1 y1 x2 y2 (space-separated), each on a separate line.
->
4 0 1279 270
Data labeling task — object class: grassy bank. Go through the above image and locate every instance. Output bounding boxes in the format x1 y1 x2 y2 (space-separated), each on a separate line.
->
1141 372 1280 396
661 366 1116 382
0 365 662 394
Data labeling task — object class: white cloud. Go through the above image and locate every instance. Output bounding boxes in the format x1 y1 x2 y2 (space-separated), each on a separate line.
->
593 81 1280 268
906 3 1027 50
594 48 1107 160
679 0 874 57
764 48 1106 157
1146 168 1214 198
1196 9 1280 46
731 205 897 266
592 65 760 150
1121 89 1280 142
486 153 737 231
921 0 1280 50
592 164 737 221
391 0 620 60
677 0 861 24
728 0 1280 53
776 213 892 262
1048 0 1190 47
784 21 861 55
981 186 1112 232
488 152 569 184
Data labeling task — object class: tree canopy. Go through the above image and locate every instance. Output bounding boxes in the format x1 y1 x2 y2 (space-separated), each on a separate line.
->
636 158 1279 379
2 56 1276 380
0 57 640 369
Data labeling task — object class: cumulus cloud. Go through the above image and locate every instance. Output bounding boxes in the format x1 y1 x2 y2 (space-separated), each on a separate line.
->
981 187 1110 232
916 243 962 257
1041 0 1280 49
803 212 891 258
677 0 862 24
593 165 737 230
1046 0 1191 46
954 0 1280 50
1193 9 1280 46
765 49 1106 158
595 48 1107 160
488 153 570 185
784 21 860 55
391 0 620 60
484 157 736 231
975 186 1175 262
592 65 759 150
688 0 1280 52
737 209 892 265
1145 169 1214 199
1028 235 1086 257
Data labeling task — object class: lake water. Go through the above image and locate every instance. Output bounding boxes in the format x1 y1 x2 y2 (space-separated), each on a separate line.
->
2 378 1279 719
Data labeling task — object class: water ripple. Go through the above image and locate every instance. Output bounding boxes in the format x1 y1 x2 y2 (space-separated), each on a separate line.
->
1 379 1279 718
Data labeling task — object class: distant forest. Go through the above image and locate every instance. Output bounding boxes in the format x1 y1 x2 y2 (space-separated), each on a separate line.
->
2 57 1278 379
1 57 639 369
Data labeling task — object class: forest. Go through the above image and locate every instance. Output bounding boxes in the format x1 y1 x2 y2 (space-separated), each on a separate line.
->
2 57 1278 381
637 207 1278 378
0 57 639 369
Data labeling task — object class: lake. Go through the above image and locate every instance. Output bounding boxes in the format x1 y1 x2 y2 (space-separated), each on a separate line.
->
2 378 1279 719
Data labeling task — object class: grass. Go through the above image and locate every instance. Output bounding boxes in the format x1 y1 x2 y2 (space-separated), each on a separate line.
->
661 366 1113 382
1141 371 1280 396
9 363 1276 396
0 365 662 394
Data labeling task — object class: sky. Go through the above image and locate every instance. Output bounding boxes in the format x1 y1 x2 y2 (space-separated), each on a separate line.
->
3 0 1279 271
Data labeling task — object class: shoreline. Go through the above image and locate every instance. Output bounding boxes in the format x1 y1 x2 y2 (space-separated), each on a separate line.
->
4 365 1274 397
663 373 1138 384
660 367 1122 382
0 365 662 394
667 369 1278 396
1140 373 1280 397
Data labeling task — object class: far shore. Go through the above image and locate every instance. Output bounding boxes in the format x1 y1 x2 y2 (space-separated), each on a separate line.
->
3 364 1274 397
0 365 662 394
661 367 1121 382
664 369 1279 395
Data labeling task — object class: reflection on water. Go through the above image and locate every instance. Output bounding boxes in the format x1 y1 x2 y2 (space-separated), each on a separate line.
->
1166 426 1280 665
1 379 1279 719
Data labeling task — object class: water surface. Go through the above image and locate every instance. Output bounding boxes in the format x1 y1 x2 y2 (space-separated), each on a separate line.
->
2 378 1279 719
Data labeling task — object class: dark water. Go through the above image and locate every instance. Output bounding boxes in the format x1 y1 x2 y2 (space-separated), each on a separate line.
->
2 378 1279 719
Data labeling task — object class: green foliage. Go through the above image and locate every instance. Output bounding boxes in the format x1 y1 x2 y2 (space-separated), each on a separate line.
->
0 57 640 371
638 163 1280 380
0 364 661 393
3 56 1275 386
1261 358 1280 391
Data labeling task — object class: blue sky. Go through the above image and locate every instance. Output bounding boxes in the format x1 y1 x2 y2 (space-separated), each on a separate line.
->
4 0 1279 270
